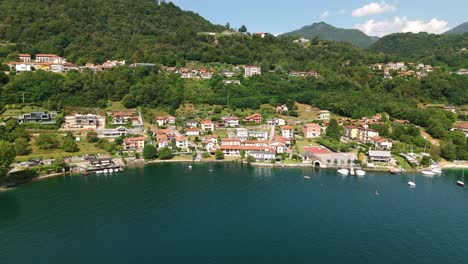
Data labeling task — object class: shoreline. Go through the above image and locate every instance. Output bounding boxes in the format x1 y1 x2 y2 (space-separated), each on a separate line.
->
2 158 467 192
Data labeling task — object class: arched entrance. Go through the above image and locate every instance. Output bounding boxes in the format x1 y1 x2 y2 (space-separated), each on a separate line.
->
313 160 321 167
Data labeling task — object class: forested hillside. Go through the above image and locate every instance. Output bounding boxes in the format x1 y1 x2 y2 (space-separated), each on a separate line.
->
280 22 377 48
0 0 467 142
369 33 468 68
0 0 223 64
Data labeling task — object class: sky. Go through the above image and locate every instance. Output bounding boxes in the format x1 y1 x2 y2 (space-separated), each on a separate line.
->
170 0 468 37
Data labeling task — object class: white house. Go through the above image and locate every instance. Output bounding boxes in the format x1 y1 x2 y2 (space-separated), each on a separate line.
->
175 136 189 150
281 126 294 139
249 151 276 161
244 65 261 77
186 128 201 137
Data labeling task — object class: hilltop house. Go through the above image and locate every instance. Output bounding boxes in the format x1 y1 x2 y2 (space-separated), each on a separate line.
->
317 110 330 120
186 128 201 137
244 66 261 77
17 111 57 124
110 111 142 126
156 115 176 127
222 116 239 127
244 113 262 124
201 120 215 132
65 114 99 129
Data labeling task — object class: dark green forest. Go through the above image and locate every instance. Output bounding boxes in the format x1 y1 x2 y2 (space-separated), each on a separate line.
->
369 32 468 69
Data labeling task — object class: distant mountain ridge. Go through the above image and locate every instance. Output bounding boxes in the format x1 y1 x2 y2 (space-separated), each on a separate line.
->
279 22 378 48
444 21 468 35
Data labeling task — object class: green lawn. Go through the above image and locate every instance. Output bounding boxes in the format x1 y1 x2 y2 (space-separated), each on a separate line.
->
393 155 414 170
16 138 105 162
1 106 47 119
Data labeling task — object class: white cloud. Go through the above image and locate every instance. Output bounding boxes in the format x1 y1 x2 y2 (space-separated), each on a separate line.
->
352 2 396 17
336 9 346 15
320 11 330 19
355 17 449 37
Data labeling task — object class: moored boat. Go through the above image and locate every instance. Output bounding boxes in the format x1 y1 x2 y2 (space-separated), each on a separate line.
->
355 169 366 176
408 181 416 187
337 169 349 175
421 170 435 176
457 169 465 187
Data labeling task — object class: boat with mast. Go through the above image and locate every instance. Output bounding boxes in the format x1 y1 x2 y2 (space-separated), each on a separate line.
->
408 171 416 187
457 169 465 187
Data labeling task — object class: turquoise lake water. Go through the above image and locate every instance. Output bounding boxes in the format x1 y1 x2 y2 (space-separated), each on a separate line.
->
1 163 467 263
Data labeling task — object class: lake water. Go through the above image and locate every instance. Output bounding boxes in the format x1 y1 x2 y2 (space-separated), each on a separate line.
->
1 163 467 263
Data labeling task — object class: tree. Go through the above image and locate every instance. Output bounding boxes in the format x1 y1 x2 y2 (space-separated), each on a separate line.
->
240 149 246 159
247 155 256 163
143 144 158 160
215 149 224 160
202 152 211 158
36 134 60 150
15 137 31 155
326 118 342 141
158 147 173 160
440 140 457 161
238 25 247 33
0 141 16 184
51 159 65 173
62 137 79 152
225 22 230 30
86 131 99 143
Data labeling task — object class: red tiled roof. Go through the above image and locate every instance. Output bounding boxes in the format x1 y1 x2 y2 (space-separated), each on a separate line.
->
281 125 294 130
303 146 331 154
124 137 145 143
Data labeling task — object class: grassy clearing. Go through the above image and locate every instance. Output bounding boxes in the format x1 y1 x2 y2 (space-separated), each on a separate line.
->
17 137 105 162
393 155 414 170
1 106 47 119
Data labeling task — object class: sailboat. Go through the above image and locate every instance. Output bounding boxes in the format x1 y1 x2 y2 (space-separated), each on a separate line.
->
457 169 465 187
408 171 416 187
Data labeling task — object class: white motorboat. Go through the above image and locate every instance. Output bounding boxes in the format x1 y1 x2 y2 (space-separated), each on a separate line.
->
109 168 114 173
421 170 435 176
103 169 109 173
457 169 465 187
408 171 416 188
304 176 311 179
431 167 442 174
96 170 102 174
337 169 349 175
355 169 366 176
188 165 192 169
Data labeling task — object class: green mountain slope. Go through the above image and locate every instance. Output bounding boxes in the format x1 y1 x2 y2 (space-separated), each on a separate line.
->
444 22 468 35
280 22 377 48
0 0 223 64
369 32 468 68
